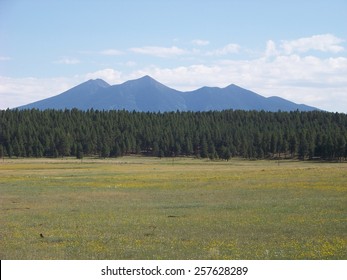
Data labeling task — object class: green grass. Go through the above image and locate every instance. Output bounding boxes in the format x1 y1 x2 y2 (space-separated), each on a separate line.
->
0 157 346 259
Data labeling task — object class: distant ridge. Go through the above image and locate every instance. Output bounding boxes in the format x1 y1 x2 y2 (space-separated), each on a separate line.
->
17 75 319 112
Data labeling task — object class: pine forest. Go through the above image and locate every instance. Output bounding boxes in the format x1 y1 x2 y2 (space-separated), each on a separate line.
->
1 109 347 161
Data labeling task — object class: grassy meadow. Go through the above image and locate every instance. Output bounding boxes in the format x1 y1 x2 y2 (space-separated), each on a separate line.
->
0 156 346 259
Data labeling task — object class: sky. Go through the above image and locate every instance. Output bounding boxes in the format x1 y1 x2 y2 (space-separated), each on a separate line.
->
0 0 347 112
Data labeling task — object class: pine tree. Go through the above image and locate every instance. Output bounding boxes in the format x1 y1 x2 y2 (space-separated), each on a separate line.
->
0 144 3 161
152 141 160 157
200 136 208 158
336 135 346 162
289 134 297 158
76 143 84 160
101 143 110 158
12 138 21 158
111 142 122 157
220 146 231 161
298 132 308 160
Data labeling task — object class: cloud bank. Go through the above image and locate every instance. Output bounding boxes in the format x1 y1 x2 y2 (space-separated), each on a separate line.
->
281 34 344 54
1 34 346 112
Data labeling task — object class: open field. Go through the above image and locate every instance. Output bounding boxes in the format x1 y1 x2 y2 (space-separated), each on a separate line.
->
0 157 346 259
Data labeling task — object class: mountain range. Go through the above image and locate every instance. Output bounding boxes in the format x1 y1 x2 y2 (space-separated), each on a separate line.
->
17 75 319 112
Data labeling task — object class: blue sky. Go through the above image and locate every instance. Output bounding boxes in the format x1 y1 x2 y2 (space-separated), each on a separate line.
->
1 0 347 112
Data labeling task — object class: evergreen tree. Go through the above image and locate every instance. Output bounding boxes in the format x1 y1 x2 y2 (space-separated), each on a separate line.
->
289 134 297 158
12 138 21 158
336 135 346 161
0 144 3 160
152 141 160 157
220 146 231 161
298 132 308 160
111 142 122 157
76 143 84 160
6 144 13 158
101 143 110 158
200 136 208 158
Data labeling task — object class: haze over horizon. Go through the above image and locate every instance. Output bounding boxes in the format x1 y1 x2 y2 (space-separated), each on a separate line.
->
1 0 346 112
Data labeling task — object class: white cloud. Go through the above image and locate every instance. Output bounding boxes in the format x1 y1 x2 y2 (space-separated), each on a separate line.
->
206 43 240 56
265 40 278 58
53 57 80 65
130 46 187 57
192 39 210 46
0 76 76 109
280 34 345 54
99 49 123 56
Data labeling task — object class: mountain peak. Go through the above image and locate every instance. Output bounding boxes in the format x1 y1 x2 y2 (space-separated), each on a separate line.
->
139 75 153 80
122 75 171 91
131 75 159 84
85 78 110 88
16 76 320 112
224 83 243 90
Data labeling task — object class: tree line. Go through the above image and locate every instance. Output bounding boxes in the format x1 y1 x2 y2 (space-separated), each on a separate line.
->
0 108 346 161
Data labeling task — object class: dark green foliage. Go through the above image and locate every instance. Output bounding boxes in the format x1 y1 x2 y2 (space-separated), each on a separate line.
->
0 144 3 159
0 109 346 160
76 143 84 159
